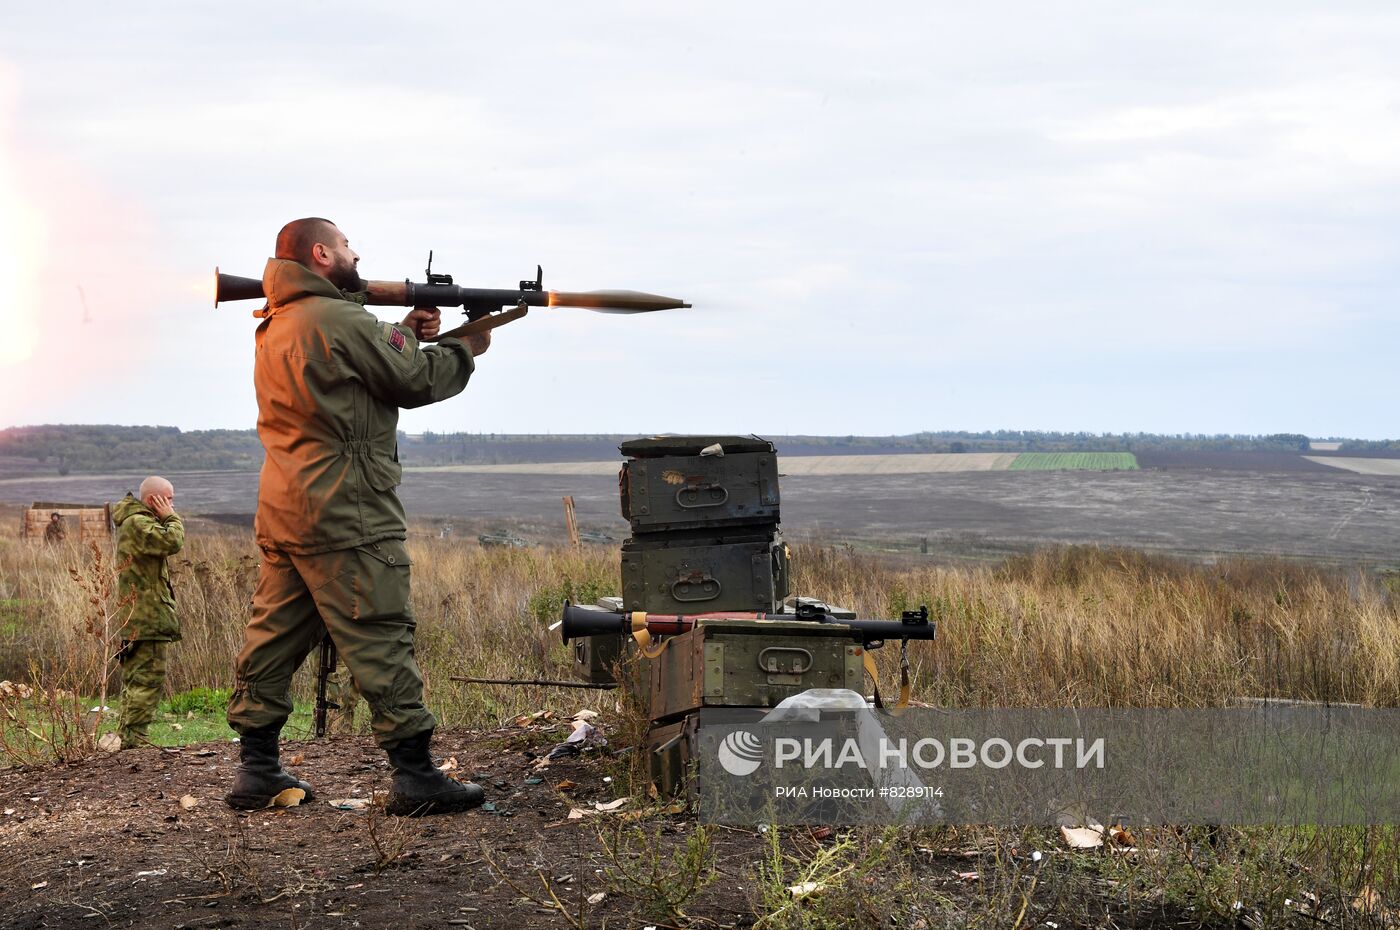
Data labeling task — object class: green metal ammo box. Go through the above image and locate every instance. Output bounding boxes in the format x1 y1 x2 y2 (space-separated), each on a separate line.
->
621 531 791 613
647 618 865 722
619 436 780 533
645 714 701 801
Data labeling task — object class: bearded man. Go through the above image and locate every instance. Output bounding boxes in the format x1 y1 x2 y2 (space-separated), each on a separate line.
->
225 217 490 816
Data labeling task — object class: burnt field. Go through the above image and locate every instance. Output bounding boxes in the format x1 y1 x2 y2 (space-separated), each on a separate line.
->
3 462 1398 564
1133 450 1341 472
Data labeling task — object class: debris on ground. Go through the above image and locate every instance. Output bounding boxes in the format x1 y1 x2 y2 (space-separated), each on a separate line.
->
1060 825 1104 849
266 787 306 808
544 719 607 761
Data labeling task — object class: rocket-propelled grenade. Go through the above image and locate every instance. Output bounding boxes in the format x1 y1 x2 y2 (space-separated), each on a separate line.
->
214 259 690 340
558 601 936 649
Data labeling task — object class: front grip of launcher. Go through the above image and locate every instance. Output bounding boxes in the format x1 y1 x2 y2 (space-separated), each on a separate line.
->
431 305 529 342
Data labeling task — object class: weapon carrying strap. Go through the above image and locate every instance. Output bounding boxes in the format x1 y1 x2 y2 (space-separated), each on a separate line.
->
629 611 670 659
862 643 912 716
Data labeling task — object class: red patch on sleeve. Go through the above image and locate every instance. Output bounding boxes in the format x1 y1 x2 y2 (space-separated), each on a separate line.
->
389 327 406 353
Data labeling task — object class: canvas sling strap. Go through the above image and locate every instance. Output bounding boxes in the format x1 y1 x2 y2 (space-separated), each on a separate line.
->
629 612 670 659
862 638 913 715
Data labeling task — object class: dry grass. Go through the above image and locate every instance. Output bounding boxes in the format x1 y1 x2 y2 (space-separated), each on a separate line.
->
793 543 1399 708
2 532 1397 742
2 530 1398 924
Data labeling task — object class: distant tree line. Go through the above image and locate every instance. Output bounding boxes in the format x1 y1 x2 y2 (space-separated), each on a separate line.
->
1337 438 1400 454
0 425 264 475
0 425 1357 475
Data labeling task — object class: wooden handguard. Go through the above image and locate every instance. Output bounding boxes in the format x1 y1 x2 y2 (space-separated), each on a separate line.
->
433 305 529 342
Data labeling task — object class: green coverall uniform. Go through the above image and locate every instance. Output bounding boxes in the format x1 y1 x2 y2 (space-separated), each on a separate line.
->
112 493 185 747
226 258 474 747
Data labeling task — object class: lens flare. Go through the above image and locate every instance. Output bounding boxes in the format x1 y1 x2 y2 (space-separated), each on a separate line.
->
0 90 43 367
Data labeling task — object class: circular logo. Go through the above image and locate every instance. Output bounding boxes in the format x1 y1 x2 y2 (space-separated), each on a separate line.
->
717 730 764 777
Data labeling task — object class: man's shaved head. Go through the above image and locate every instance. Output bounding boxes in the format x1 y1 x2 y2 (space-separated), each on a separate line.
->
139 476 174 503
275 217 362 291
275 217 339 266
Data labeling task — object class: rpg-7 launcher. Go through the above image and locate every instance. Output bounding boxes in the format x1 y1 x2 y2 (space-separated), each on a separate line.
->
214 252 690 340
558 601 936 650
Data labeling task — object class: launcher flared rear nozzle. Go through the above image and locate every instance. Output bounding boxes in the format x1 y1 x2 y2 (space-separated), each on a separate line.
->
214 268 265 307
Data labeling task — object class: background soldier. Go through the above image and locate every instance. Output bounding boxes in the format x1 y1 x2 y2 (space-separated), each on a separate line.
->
112 476 184 748
225 217 492 816
44 512 66 544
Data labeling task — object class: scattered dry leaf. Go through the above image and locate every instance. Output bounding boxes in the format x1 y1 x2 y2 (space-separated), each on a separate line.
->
266 787 305 809
0 681 34 699
437 756 458 773
567 808 591 820
512 710 553 727
170 723 183 732
586 892 606 905
788 881 824 899
618 799 688 822
179 795 198 811
97 733 121 753
30 881 47 890
954 870 979 882
554 780 578 792
571 709 599 722
287 753 305 765
594 797 630 812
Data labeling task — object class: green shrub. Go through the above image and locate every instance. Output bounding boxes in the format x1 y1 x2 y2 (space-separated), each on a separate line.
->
163 686 231 715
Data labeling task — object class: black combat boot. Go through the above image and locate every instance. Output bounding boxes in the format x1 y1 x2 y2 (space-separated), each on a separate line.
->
384 730 485 816
225 725 317 810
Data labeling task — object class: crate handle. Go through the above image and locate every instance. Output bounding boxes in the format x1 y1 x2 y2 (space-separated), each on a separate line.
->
671 573 721 602
758 647 813 674
675 483 729 510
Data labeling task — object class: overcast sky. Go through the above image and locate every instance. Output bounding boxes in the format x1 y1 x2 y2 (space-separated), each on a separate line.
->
1 3 1397 438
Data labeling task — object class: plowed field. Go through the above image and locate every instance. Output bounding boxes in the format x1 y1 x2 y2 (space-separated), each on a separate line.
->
3 453 1398 562
1305 456 1400 476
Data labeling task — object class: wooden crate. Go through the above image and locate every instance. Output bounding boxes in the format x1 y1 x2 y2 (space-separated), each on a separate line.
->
21 501 112 543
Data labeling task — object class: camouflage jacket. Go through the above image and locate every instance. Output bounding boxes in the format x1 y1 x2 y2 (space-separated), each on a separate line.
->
252 259 474 554
112 494 185 641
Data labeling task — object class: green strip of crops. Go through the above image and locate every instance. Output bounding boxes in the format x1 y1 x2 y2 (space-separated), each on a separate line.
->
1008 452 1139 471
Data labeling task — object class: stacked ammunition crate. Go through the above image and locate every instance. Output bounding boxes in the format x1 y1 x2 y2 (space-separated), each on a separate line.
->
618 435 788 614
567 435 789 687
564 435 873 796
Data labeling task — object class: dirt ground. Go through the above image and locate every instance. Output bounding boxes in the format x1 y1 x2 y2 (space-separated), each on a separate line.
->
0 722 768 929
5 723 1256 930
